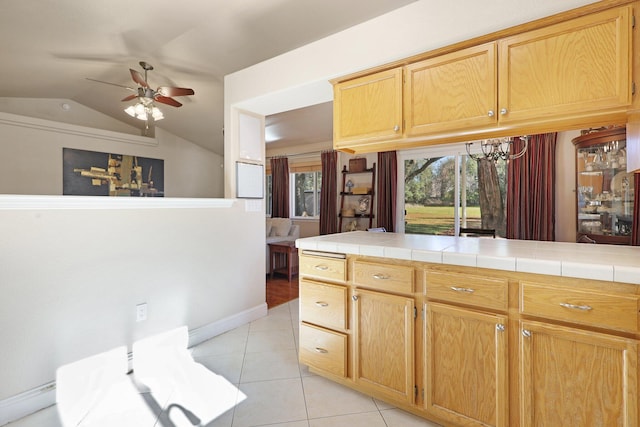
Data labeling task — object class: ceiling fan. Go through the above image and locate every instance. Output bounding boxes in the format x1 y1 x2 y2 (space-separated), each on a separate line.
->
87 61 195 122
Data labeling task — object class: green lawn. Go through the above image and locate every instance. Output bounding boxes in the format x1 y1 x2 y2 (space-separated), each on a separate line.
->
405 204 481 235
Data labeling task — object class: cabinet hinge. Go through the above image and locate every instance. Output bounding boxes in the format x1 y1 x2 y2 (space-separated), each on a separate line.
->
414 306 417 319
633 81 636 96
422 388 425 400
415 385 418 398
632 15 636 29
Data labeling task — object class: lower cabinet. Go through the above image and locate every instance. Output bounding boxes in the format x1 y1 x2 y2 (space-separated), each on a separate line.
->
353 288 415 403
520 320 638 427
299 323 347 378
425 302 508 427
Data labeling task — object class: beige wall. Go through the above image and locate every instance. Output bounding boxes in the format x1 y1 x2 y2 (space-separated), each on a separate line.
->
0 110 223 198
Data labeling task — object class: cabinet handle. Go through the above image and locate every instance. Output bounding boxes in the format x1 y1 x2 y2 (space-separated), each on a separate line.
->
560 302 592 311
522 329 532 338
500 108 508 115
450 286 475 293
487 110 495 117
372 273 389 280
314 265 329 271
352 295 358 301
314 347 328 354
496 324 505 332
315 301 329 307
393 125 400 132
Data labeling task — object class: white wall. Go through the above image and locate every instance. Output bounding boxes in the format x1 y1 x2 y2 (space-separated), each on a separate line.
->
0 197 266 404
0 111 223 198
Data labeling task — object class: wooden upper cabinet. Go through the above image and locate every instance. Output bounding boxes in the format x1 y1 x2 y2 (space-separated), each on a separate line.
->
498 5 633 124
405 43 498 136
333 68 403 147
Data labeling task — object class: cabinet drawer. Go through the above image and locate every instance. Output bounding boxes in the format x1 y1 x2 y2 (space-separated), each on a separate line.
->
299 254 347 283
426 271 508 312
299 323 347 378
353 260 414 295
520 281 639 333
300 279 347 330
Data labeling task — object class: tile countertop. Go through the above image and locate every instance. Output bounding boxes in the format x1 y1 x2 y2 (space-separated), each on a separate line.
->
296 231 640 285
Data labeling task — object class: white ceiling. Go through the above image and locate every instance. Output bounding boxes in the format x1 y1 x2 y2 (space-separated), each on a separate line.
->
0 0 417 156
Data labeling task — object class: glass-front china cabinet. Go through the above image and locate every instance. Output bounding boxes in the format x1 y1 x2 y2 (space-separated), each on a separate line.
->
573 126 634 244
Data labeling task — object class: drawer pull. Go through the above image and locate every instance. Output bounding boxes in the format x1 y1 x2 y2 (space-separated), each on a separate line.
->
315 301 329 307
372 273 389 280
450 286 475 294
522 329 532 338
314 265 329 271
560 302 592 311
314 347 328 354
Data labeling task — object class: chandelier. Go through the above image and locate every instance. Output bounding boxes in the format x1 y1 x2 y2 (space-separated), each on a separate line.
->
465 136 529 162
124 100 164 121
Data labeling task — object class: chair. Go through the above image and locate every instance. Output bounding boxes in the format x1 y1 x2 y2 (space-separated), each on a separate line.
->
459 227 496 238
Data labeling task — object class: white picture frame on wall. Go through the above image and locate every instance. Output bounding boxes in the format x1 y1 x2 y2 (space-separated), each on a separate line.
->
236 161 263 199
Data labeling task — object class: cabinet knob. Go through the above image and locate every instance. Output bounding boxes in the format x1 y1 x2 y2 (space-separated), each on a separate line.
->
488 110 495 117
352 295 359 301
496 324 505 332
522 329 532 338
393 124 400 132
500 108 508 115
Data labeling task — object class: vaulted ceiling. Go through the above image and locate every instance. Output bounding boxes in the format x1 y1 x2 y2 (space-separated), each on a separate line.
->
0 0 417 156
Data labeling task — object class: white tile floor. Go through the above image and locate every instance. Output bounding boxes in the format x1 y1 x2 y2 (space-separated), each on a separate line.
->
8 299 440 427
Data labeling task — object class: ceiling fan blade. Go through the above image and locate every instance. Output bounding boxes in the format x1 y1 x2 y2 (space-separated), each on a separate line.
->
86 78 135 91
155 96 182 107
130 69 149 88
156 86 195 97
121 94 138 102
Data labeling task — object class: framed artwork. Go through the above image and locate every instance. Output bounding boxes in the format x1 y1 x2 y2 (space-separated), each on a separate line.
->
63 148 164 197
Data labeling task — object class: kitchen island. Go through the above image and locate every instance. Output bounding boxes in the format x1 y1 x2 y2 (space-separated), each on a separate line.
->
296 232 640 427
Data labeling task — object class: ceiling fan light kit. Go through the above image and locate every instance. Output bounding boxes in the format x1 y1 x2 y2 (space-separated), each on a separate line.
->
89 61 194 124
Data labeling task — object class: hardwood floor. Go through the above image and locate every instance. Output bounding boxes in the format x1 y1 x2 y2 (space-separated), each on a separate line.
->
266 274 299 308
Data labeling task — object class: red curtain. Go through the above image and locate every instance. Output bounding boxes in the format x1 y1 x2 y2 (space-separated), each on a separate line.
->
270 156 289 218
506 133 557 241
377 151 397 232
632 173 640 246
319 151 338 235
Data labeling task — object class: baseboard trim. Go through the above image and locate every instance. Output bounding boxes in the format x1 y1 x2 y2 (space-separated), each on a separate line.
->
0 302 268 426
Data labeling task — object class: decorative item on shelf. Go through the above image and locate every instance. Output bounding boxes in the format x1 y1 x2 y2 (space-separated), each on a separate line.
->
341 208 355 217
349 157 367 172
465 136 529 162
347 220 358 232
352 186 369 195
345 179 354 193
357 196 370 213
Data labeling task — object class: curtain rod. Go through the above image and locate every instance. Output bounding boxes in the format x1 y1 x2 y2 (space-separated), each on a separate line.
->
265 150 330 160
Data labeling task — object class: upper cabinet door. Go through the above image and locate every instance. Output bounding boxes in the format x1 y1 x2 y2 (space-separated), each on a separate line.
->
405 42 498 136
333 68 403 147
498 6 633 124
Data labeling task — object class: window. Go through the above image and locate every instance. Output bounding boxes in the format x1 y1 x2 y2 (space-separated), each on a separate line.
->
265 167 322 218
291 171 322 218
400 144 507 237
